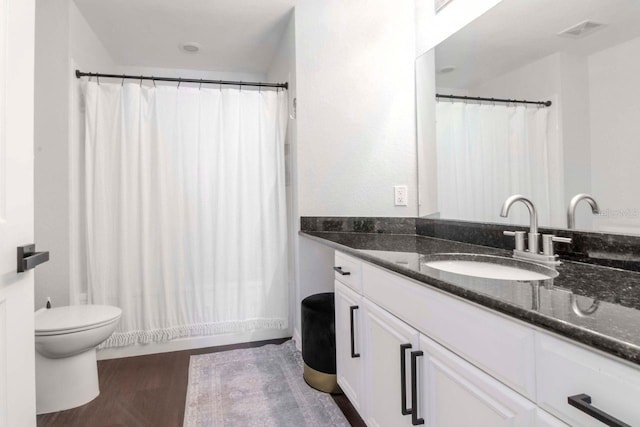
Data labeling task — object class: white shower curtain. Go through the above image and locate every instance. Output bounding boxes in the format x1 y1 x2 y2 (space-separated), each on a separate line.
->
436 102 563 227
82 81 288 347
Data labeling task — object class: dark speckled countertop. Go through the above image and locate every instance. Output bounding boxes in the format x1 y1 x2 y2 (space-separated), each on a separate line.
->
301 231 640 366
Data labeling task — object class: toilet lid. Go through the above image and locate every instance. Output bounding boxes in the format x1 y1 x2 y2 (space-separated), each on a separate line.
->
35 305 122 335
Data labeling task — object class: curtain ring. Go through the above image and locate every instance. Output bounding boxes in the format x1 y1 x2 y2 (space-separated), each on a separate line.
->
199 79 203 90
139 75 144 87
177 79 181 89
152 77 156 88
239 81 243 92
121 74 125 86
97 75 100 85
219 82 222 92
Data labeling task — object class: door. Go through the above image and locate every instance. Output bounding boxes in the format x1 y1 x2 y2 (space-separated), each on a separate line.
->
363 299 420 427
335 281 364 412
0 0 37 425
417 334 536 427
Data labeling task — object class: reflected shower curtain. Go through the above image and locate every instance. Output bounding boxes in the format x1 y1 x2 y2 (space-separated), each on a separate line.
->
82 81 288 347
436 102 562 226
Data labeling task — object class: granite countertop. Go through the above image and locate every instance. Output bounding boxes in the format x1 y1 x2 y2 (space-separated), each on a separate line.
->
300 231 640 366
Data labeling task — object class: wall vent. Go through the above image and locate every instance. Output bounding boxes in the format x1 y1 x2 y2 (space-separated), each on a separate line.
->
558 20 605 38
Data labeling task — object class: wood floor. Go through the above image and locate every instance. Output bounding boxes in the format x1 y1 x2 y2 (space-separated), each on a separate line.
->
37 338 366 427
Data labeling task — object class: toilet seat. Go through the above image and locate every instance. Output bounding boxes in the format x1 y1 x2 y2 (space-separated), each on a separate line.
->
35 305 122 337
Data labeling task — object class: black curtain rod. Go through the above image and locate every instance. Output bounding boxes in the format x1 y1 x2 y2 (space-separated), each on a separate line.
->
75 70 288 90
436 93 551 107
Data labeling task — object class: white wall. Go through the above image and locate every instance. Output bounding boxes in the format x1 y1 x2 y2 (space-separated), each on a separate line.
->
266 12 298 341
588 36 640 234
286 0 420 342
418 0 503 55
35 0 117 309
295 0 418 218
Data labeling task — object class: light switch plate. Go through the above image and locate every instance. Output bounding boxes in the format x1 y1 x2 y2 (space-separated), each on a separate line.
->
394 185 408 206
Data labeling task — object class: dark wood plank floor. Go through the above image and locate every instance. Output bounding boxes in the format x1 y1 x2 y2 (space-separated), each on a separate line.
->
37 338 365 427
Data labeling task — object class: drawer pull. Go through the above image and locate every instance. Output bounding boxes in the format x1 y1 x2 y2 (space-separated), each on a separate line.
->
410 351 425 425
349 306 360 358
400 344 413 416
334 266 351 276
568 394 630 427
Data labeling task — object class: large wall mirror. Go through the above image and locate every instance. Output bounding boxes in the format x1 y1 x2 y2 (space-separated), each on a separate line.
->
417 0 640 236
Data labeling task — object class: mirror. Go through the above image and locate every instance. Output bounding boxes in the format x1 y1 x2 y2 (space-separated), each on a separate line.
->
417 0 640 236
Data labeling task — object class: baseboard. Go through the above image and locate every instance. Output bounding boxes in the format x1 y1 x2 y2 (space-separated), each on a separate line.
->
97 329 292 360
293 327 302 351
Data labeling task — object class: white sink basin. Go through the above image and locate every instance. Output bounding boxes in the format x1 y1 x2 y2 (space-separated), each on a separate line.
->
422 254 558 281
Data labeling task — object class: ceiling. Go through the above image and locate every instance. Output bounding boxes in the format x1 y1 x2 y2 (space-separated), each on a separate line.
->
435 0 640 89
74 0 298 73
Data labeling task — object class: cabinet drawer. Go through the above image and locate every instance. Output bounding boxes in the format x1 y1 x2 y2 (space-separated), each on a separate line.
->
536 333 640 426
334 251 362 293
362 262 536 400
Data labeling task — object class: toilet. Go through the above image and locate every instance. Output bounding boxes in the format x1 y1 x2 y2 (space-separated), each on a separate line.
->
34 304 121 414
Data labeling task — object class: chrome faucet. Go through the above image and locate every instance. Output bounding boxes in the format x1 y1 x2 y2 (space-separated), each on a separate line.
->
500 195 572 267
500 195 540 253
567 193 600 229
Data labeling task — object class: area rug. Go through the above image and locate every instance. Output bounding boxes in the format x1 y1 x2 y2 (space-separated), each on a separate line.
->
183 340 349 427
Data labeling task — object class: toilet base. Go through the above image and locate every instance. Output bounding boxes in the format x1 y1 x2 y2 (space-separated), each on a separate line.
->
36 348 100 414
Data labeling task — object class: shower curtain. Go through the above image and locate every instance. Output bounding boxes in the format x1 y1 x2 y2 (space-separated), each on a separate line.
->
82 81 288 347
435 102 563 227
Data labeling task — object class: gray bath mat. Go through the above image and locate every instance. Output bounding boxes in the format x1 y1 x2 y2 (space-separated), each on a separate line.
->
183 340 349 427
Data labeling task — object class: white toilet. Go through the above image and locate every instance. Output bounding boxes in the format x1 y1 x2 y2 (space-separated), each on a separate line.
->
34 304 121 414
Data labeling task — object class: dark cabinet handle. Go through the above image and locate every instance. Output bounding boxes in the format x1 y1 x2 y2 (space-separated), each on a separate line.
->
17 244 50 273
411 351 425 425
334 266 351 276
400 344 413 416
349 306 360 358
568 394 630 427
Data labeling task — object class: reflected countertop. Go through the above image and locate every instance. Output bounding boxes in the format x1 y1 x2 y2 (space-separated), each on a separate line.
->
300 231 640 366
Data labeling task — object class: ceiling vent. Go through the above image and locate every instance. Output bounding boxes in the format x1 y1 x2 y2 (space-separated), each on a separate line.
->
557 20 605 38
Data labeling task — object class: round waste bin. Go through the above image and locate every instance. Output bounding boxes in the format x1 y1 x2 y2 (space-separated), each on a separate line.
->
301 292 340 393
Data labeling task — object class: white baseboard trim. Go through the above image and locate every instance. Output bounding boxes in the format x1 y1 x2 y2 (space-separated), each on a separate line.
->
293 327 302 351
97 329 292 360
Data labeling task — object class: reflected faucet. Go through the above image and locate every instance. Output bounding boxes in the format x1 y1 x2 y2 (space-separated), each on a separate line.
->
567 194 600 229
500 195 540 253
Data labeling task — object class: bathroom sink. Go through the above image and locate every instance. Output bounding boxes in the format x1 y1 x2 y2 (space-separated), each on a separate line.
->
422 253 558 281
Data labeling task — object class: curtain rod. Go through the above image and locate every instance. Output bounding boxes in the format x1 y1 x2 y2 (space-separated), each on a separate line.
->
436 93 551 107
75 70 288 90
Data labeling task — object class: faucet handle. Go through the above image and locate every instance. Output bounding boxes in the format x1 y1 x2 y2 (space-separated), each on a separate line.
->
542 234 572 256
504 230 526 252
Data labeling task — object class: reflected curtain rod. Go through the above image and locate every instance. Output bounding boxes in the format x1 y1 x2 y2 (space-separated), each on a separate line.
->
436 93 551 107
75 70 288 90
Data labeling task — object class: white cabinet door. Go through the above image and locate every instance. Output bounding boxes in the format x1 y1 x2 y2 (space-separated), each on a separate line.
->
418 334 537 427
363 299 420 427
335 281 364 413
0 0 36 426
536 409 569 427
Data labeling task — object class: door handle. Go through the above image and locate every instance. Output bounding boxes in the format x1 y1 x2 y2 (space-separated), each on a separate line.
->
400 344 413 416
411 350 425 425
17 244 50 273
349 305 360 358
568 394 630 427
334 266 351 276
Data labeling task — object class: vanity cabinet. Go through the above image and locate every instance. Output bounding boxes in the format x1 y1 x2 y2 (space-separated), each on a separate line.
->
362 300 419 427
335 280 365 412
417 334 536 426
332 251 639 427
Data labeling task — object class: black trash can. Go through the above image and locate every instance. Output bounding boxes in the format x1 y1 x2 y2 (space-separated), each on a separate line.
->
301 292 340 393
